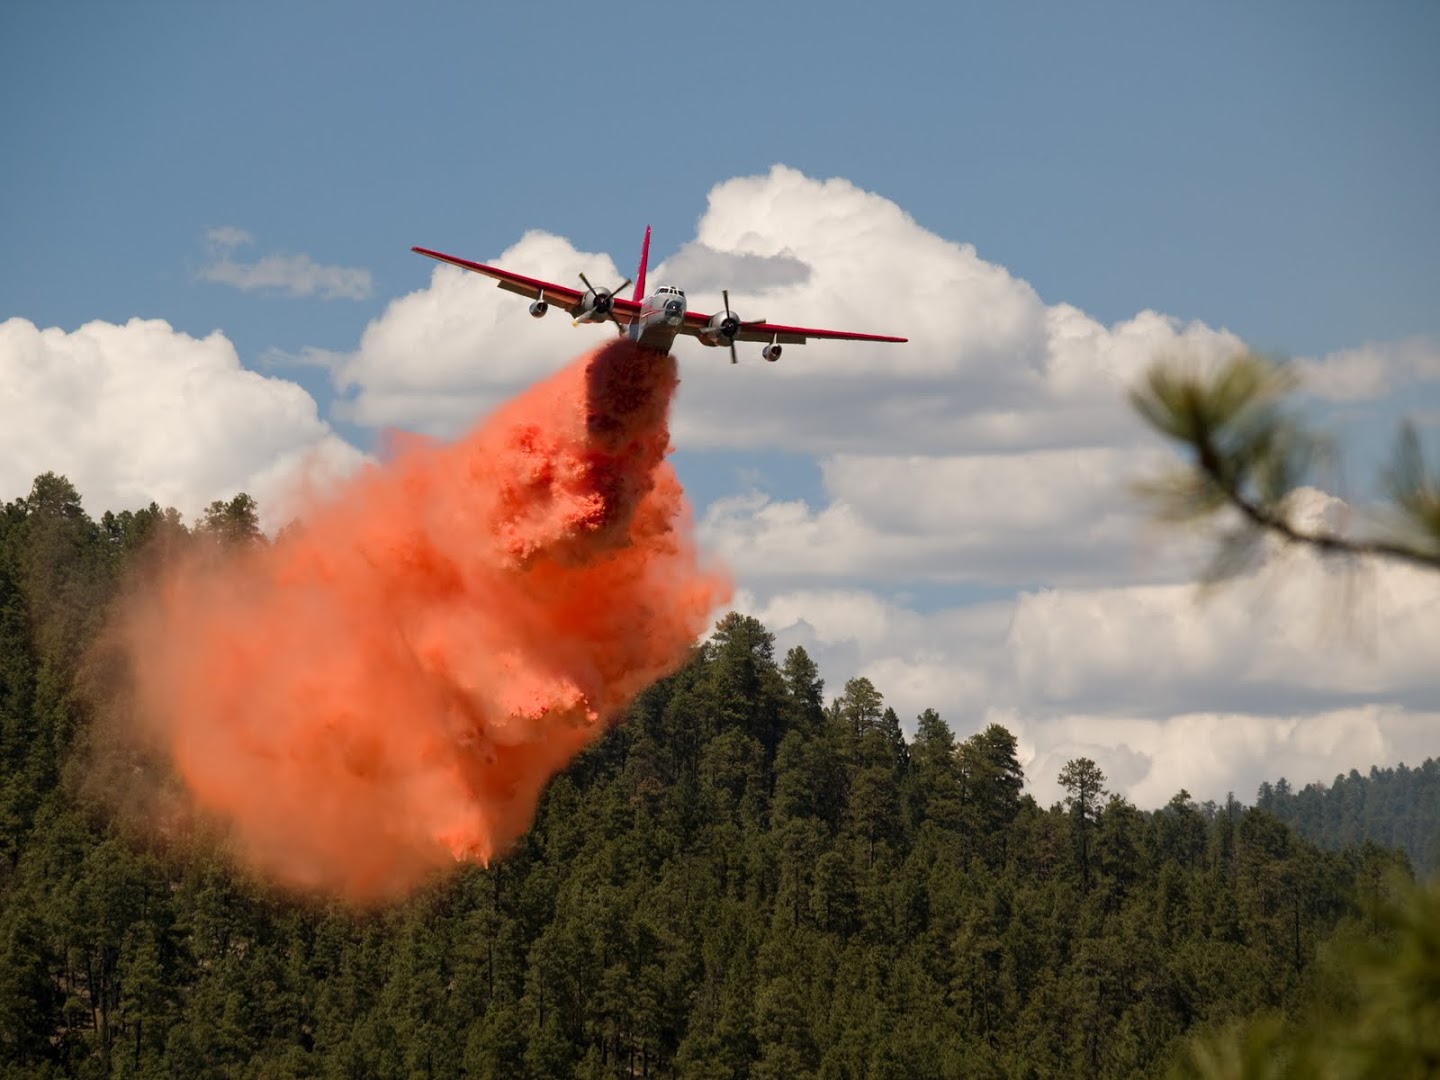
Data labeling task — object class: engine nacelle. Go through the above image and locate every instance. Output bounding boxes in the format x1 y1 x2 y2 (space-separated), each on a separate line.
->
529 300 549 319
763 344 782 363
703 310 741 345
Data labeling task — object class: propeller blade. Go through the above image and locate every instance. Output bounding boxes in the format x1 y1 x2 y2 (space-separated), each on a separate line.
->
723 289 732 319
729 340 738 364
578 272 595 293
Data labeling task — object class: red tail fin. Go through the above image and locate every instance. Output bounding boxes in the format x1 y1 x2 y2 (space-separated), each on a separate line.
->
632 225 650 302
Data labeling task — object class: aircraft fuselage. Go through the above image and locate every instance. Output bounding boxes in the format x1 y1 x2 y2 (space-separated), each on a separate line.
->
630 284 687 354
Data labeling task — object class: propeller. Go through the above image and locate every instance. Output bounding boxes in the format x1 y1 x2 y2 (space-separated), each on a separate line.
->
718 289 767 364
575 272 632 334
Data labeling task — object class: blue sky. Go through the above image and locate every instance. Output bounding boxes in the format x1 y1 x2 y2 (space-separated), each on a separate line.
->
5 1 1437 360
2 0 1438 805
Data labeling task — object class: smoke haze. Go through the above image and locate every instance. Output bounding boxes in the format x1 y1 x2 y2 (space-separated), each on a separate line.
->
114 340 729 901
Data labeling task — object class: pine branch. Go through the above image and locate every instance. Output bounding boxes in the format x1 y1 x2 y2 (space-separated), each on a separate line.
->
1190 423 1440 572
1133 352 1440 575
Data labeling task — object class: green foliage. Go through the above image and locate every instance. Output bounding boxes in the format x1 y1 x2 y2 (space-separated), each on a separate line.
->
1133 353 1440 1076
1132 350 1440 577
1384 422 1440 562
0 473 1428 1077
1059 757 1108 894
1258 762 1440 879
200 494 263 549
1172 878 1440 1079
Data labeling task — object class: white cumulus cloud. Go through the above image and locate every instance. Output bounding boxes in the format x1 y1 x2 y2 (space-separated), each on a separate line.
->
200 227 373 300
1006 539 1440 712
701 447 1194 587
732 542 1440 810
332 231 625 432
1012 705 1440 811
245 167 1440 809
329 165 1247 454
313 164 1440 810
0 317 366 528
1296 337 1440 402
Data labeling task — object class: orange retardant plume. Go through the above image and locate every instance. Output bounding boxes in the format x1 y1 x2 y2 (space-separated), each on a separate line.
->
119 340 729 902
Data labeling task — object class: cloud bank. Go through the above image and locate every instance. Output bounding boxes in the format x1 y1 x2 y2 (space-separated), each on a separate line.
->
11 165 1435 813
318 165 1439 809
200 227 373 300
0 317 364 527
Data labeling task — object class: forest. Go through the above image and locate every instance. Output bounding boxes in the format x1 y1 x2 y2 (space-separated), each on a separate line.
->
1257 763 1440 880
0 472 1435 1079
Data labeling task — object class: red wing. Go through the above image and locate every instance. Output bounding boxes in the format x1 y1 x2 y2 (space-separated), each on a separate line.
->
411 247 643 323
732 321 908 345
678 308 906 346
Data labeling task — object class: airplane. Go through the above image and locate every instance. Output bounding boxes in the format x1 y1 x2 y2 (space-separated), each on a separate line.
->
412 226 907 364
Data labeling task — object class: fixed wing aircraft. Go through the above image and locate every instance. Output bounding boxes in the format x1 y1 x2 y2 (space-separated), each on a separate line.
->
412 227 907 363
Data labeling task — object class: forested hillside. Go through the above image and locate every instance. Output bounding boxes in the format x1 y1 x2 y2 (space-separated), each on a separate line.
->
0 474 1424 1078
1256 764 1440 881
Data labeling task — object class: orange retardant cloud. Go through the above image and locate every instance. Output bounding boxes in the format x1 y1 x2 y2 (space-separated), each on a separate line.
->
118 340 729 901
